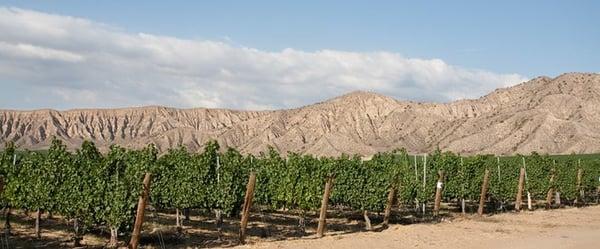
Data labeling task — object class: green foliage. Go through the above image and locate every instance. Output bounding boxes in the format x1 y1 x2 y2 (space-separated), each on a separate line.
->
59 141 104 231
212 148 249 215
254 147 286 209
253 150 326 211
487 156 520 202
328 154 363 208
152 146 205 210
4 151 45 210
5 138 70 214
1 138 600 240
0 141 16 207
151 142 250 216
287 153 324 211
102 144 157 232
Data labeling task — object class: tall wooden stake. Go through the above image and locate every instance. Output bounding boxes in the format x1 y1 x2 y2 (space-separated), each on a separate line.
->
215 155 223 241
576 167 584 206
35 208 41 239
383 186 396 227
109 227 118 248
497 157 504 210
515 167 525 211
74 218 81 246
317 177 334 237
478 169 490 216
546 169 555 209
175 208 181 229
239 172 257 244
433 170 445 217
422 154 427 216
414 155 419 212
423 154 427 189
460 157 466 215
363 210 372 231
522 158 532 211
128 172 152 249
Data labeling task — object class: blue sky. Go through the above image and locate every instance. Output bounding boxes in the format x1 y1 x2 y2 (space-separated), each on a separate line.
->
0 1 598 109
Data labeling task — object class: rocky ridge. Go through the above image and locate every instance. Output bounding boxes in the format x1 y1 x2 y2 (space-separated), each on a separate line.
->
1 72 599 156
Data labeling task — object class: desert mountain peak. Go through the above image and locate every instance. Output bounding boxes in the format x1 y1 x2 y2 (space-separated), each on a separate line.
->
338 90 385 98
325 90 397 104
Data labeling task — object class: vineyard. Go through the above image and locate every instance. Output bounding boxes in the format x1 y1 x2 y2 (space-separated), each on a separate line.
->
1 138 599 248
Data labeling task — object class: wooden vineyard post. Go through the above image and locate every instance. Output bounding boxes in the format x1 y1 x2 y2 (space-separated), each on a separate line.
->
522 158 532 211
546 169 555 209
128 172 152 249
215 155 224 241
515 167 525 211
363 210 372 231
477 169 490 216
575 168 584 206
383 186 396 227
317 177 334 237
175 208 181 230
35 208 41 239
433 170 445 217
496 157 504 211
421 154 427 216
460 157 466 215
239 172 257 244
414 155 419 212
73 218 81 247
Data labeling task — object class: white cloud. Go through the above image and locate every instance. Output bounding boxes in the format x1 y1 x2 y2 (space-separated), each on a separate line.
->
0 42 84 62
0 7 528 110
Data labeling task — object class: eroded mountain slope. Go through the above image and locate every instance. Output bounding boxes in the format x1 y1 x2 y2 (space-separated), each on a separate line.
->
1 72 598 156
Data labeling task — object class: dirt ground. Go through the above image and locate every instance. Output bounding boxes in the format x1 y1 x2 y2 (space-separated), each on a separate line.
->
238 206 600 249
3 205 600 248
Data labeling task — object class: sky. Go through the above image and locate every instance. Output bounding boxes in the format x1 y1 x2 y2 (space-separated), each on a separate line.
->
0 1 598 110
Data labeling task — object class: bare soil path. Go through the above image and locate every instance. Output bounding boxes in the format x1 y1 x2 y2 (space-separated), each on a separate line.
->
237 206 600 249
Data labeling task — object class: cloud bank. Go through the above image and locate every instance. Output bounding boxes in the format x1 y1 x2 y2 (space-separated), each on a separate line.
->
0 7 528 110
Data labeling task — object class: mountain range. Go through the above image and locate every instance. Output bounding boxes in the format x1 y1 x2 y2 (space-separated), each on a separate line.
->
1 72 599 156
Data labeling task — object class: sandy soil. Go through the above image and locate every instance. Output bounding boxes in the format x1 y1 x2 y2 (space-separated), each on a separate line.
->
5 205 599 248
238 206 600 249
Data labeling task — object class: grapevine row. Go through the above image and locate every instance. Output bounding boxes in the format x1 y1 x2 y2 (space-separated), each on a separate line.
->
0 138 599 246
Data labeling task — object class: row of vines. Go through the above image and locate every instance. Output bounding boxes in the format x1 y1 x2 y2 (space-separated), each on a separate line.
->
1 138 599 246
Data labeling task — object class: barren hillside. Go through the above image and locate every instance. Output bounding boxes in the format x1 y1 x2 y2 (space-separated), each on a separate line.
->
1 72 599 156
